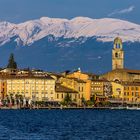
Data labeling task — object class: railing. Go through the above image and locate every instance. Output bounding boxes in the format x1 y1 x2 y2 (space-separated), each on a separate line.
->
108 98 140 104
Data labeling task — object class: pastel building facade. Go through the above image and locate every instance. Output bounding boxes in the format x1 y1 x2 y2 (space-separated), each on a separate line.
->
91 79 112 102
66 70 92 101
5 75 56 101
111 81 140 103
58 77 86 105
55 83 78 103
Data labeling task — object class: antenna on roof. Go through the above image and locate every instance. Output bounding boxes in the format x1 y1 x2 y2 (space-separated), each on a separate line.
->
78 67 81 72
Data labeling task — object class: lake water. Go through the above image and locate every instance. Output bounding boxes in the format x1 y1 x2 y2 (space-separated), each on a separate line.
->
0 109 139 140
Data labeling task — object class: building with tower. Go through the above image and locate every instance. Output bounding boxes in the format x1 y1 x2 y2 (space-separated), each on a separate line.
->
112 37 124 70
100 37 140 82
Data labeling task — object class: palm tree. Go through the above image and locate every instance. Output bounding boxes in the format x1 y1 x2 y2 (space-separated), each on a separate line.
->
9 93 14 107
18 95 23 108
15 94 20 108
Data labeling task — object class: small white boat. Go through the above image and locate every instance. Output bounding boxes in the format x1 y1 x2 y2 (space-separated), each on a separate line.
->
110 106 126 110
126 106 140 110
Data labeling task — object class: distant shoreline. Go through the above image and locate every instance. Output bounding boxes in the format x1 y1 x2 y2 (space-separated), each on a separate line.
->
0 106 139 110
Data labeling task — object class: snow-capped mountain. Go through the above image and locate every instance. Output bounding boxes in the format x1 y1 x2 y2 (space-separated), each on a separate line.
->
0 17 140 47
0 17 140 73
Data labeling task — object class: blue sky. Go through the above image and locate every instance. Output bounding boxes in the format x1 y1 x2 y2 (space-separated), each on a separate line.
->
0 0 139 24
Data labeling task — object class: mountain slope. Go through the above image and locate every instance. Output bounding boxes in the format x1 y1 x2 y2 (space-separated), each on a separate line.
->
0 17 140 47
0 17 140 73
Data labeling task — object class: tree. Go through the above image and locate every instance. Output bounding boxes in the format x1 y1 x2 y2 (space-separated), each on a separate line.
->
90 95 95 104
81 97 86 106
7 53 17 69
61 93 72 106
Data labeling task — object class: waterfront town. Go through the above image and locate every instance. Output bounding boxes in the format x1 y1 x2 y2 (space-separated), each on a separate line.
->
0 37 140 109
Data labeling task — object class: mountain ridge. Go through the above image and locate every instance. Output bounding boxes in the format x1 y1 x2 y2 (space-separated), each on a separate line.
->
0 17 140 47
0 17 139 73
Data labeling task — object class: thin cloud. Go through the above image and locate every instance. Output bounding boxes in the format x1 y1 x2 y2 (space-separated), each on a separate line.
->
108 6 135 17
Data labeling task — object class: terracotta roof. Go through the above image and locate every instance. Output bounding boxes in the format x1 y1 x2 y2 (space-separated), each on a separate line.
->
92 79 109 82
71 78 86 83
55 83 78 93
102 68 140 75
0 74 54 80
116 68 140 74
61 76 86 83
114 81 140 86
50 73 64 78
121 82 140 86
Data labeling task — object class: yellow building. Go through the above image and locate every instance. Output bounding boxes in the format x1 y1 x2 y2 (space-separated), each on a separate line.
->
0 79 7 99
101 68 140 82
55 83 78 103
58 77 86 105
66 69 92 100
111 81 140 104
91 79 112 102
6 75 56 101
111 82 124 99
66 69 90 80
122 82 140 103
100 37 140 82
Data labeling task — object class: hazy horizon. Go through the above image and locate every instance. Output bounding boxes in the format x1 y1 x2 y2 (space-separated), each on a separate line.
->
0 0 139 24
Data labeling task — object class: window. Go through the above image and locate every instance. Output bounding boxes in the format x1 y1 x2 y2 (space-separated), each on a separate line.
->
116 43 120 49
57 94 59 99
62 94 63 99
136 92 139 97
81 87 83 92
115 53 118 58
131 87 134 90
79 87 80 91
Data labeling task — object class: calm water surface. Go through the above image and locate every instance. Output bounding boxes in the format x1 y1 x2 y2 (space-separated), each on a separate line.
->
0 109 139 140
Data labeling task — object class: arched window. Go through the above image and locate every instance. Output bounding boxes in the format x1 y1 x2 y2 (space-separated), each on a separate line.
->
116 43 120 49
115 53 118 58
114 79 120 82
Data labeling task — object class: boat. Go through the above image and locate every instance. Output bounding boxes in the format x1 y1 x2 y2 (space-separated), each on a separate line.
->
110 106 126 110
126 106 140 110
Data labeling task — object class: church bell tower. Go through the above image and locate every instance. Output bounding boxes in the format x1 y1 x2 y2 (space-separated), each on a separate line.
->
112 37 124 70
